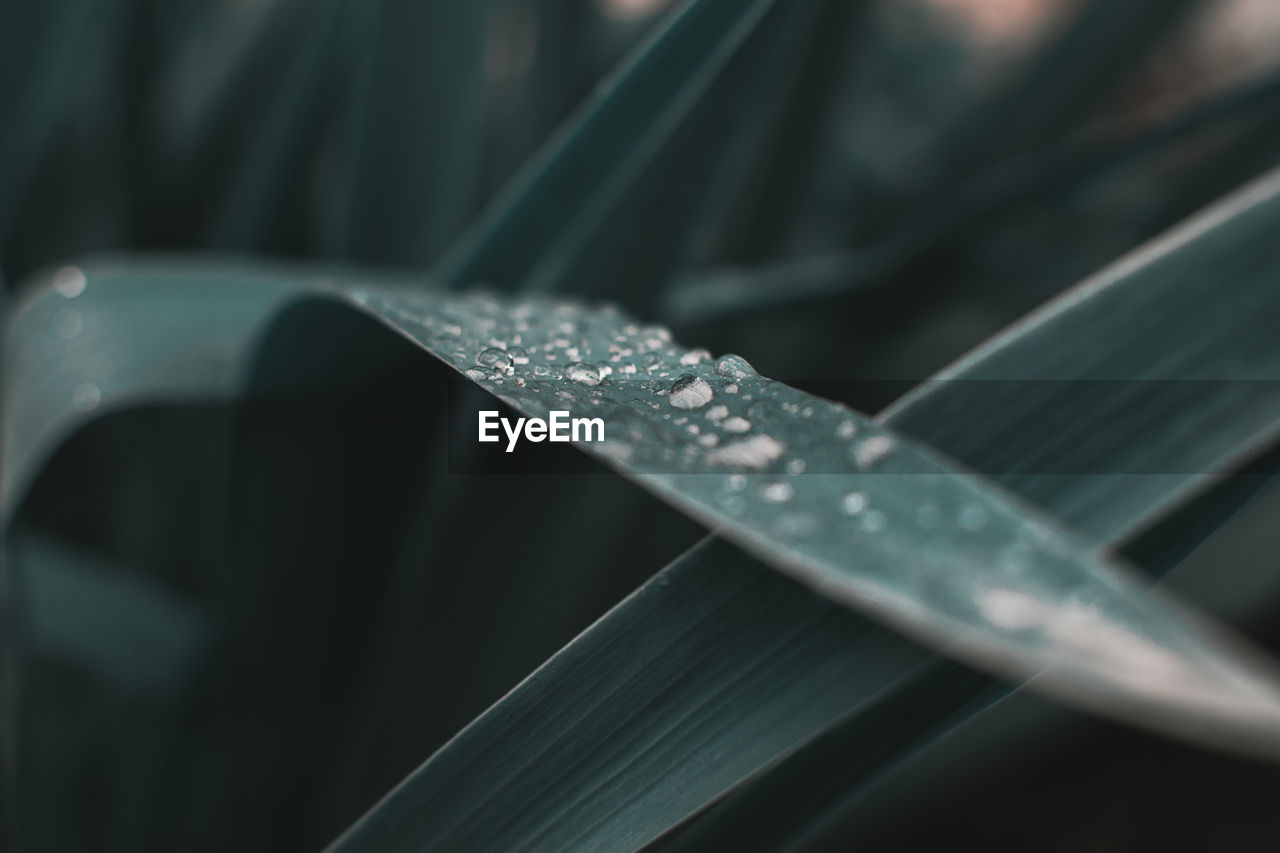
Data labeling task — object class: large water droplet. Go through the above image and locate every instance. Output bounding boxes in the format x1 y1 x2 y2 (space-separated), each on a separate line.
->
477 347 514 374
566 362 602 385
707 434 785 470
852 435 894 468
715 354 756 381
507 345 530 365
669 374 714 409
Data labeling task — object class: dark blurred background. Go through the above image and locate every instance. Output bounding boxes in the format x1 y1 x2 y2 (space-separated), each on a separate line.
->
5 1 1280 850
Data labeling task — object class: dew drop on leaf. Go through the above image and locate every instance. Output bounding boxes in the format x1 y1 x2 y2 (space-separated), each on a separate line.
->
852 435 894 468
714 354 756 381
669 374 714 409
707 434 785 469
566 362 602 385
721 415 751 433
760 481 794 503
840 491 867 515
477 347 514 374
53 266 87 298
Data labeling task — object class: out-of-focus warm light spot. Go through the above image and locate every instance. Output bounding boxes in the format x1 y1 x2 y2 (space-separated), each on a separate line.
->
1191 0 1280 84
922 0 1071 45
597 0 673 23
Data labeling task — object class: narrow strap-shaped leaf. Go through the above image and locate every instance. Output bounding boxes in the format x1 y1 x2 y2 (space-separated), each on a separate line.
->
25 265 1277 757
328 168 1280 849
433 0 779 290
325 0 491 265
645 166 1280 848
664 60 1280 322
17 263 1246 733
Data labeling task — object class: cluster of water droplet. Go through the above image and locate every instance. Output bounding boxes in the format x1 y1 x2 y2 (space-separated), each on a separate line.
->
344 285 1215 705
348 287 1036 553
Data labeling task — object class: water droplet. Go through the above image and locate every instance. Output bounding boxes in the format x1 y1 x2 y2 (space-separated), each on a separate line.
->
465 367 490 381
715 354 756 381
852 435 893 468
723 383 739 395
680 348 710 366
641 325 672 347
641 352 663 371
669 374 714 409
836 419 857 439
71 382 100 410
477 347 514 374
707 434 785 470
726 474 747 491
760 481 794 503
959 504 989 531
721 415 751 433
566 362 602 385
785 458 806 475
507 345 530 365
841 492 867 515
706 405 729 421
53 266 86 298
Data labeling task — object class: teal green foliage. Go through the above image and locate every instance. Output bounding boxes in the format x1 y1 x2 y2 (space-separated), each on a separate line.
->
5 1 1280 851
